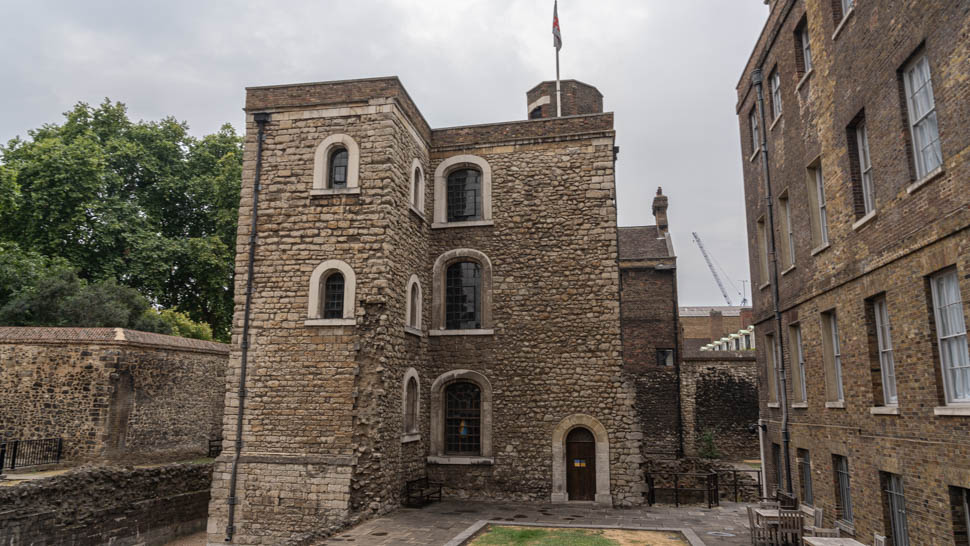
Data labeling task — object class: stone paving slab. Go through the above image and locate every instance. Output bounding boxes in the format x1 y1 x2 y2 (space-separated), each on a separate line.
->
319 500 752 545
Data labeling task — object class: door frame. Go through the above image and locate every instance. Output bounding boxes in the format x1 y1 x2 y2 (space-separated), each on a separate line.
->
551 414 612 505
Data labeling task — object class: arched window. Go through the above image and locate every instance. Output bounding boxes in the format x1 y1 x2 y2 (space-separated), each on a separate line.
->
409 283 420 327
329 148 348 189
446 168 482 222
405 377 418 434
409 159 425 214
413 168 421 207
444 381 481 455
322 272 344 319
446 262 481 329
405 274 422 333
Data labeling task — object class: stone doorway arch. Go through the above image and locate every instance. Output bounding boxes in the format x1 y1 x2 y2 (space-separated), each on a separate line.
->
551 414 612 505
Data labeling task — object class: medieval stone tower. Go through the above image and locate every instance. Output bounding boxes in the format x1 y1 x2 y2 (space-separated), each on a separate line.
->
207 77 679 544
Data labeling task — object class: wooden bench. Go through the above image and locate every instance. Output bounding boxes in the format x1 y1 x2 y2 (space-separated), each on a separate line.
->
405 476 442 507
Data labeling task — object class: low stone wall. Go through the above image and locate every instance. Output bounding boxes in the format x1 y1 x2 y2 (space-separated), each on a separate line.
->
680 353 759 460
0 463 212 545
0 327 228 461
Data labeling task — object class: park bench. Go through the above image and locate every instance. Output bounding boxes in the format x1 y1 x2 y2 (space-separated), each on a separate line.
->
404 476 442 507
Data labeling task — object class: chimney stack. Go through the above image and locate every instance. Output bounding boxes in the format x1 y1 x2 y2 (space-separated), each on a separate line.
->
652 187 669 235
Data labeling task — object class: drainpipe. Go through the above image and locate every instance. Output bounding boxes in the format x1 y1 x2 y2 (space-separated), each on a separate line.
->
672 263 684 458
225 111 270 542
757 418 769 498
751 69 793 495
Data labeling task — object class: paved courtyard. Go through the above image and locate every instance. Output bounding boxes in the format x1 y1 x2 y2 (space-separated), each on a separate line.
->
318 500 752 545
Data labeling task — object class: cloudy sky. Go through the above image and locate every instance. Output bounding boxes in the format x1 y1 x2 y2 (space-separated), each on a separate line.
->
1 1 768 307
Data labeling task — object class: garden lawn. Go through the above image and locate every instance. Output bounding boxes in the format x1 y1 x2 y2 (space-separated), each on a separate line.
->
469 525 689 546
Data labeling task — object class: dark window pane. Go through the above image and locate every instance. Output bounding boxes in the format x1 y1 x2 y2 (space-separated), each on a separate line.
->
412 168 421 206
323 272 344 319
409 283 419 327
530 107 543 119
444 381 481 455
405 377 418 433
446 262 481 329
446 168 482 222
329 148 348 189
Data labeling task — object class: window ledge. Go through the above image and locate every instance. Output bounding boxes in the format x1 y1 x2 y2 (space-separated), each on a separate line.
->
870 406 899 415
759 281 771 291
409 206 426 222
835 520 855 535
431 219 494 229
427 456 494 465
791 402 808 409
851 210 877 231
401 433 421 443
781 264 796 276
769 114 782 132
811 242 831 256
906 167 945 194
305 318 356 326
832 7 855 40
795 69 814 93
404 326 423 337
749 148 760 163
429 328 494 337
767 402 780 408
825 400 846 409
310 187 361 196
933 405 970 416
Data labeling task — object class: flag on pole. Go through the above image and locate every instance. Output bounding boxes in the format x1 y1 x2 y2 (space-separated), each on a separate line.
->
553 1 562 50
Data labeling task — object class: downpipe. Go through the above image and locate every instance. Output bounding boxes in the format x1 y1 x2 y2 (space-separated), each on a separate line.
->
225 111 270 542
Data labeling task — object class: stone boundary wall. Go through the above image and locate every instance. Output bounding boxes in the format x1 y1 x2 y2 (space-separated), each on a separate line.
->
0 463 212 546
680 354 759 460
0 327 228 461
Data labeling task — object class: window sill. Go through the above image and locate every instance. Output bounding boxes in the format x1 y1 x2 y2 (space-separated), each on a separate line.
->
781 264 796 276
401 433 421 444
759 281 771 291
305 318 356 326
428 328 494 337
427 456 494 465
832 7 854 40
810 242 830 256
851 210 877 231
409 206 427 222
795 69 814 93
431 219 494 229
933 405 970 416
749 148 760 163
404 326 423 337
310 187 361 196
769 114 782 132
870 406 899 415
906 166 945 194
835 520 855 536
791 402 808 409
825 400 845 409
767 402 780 408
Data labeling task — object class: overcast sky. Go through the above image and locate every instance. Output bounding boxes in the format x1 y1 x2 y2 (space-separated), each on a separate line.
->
1 1 768 307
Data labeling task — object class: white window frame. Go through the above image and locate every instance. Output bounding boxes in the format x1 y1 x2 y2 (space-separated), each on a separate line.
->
305 259 357 326
829 312 845 402
311 134 361 195
834 455 854 524
405 274 423 333
885 473 910 546
783 196 795 267
767 333 780 404
856 122 875 214
409 159 426 214
841 0 854 18
815 168 829 245
931 270 970 404
401 367 421 442
903 55 943 179
750 110 760 156
873 297 898 405
432 154 493 228
801 26 813 73
771 70 783 120
792 324 807 403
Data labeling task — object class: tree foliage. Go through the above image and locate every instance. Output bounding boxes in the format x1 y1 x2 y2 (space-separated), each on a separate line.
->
0 100 241 341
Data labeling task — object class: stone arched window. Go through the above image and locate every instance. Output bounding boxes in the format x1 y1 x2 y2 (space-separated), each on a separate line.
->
405 274 422 334
551 414 612 505
430 249 493 335
312 134 360 195
429 370 493 462
306 260 356 326
410 159 425 214
402 367 420 442
433 154 492 228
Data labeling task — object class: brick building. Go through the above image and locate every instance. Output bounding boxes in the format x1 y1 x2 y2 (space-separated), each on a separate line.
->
680 306 754 352
738 0 970 544
206 77 701 544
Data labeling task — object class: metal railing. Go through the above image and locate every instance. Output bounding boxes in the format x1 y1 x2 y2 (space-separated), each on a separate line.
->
0 438 63 472
646 471 720 508
718 468 763 502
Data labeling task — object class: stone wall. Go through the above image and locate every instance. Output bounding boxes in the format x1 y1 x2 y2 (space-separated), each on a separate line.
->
0 327 228 461
0 463 212 546
680 354 759 460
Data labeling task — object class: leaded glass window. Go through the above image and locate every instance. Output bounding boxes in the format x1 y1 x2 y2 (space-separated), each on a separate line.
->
322 272 344 319
444 382 480 455
446 168 482 222
329 148 348 189
446 262 481 329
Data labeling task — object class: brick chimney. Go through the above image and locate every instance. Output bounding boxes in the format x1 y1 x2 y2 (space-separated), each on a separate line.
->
653 187 669 235
740 307 754 328
709 310 724 342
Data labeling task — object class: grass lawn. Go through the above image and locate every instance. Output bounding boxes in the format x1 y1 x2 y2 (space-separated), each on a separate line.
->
469 525 689 546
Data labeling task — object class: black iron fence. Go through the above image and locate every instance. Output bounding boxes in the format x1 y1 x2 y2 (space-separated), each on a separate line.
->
1 438 63 472
645 471 720 508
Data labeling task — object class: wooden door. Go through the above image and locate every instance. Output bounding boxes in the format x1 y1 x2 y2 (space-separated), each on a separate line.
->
566 427 596 501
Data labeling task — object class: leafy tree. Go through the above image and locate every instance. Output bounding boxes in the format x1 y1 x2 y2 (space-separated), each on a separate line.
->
156 308 214 340
0 100 241 340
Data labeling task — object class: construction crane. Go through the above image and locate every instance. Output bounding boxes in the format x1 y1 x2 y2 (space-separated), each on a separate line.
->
691 232 747 306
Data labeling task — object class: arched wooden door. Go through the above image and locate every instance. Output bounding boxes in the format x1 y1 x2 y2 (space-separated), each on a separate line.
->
566 427 596 501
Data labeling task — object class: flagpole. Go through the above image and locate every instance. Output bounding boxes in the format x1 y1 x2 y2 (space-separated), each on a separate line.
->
555 47 562 117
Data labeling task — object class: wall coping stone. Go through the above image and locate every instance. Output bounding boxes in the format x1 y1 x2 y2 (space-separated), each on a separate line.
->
0 327 228 355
